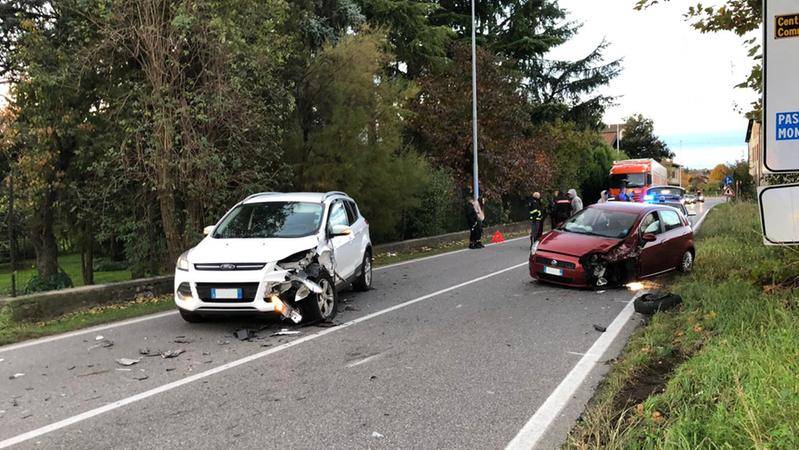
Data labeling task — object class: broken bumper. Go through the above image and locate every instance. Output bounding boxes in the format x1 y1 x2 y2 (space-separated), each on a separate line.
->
528 251 589 288
173 263 318 320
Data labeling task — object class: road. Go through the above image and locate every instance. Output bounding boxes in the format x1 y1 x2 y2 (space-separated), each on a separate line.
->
0 200 719 449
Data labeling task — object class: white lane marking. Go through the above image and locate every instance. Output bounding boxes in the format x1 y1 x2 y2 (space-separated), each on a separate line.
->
691 201 717 234
0 311 178 355
0 262 528 449
346 353 382 368
0 236 528 353
505 299 636 450
374 236 527 272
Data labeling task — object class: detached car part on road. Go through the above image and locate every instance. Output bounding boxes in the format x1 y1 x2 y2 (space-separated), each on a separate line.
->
174 192 372 323
530 203 695 288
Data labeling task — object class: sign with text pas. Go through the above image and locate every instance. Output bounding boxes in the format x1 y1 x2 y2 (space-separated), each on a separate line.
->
759 184 799 245
764 1 799 172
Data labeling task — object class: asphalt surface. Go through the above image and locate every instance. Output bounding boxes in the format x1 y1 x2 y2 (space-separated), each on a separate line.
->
0 199 720 449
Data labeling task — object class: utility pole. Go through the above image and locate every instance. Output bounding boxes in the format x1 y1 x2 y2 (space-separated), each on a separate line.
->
471 0 479 200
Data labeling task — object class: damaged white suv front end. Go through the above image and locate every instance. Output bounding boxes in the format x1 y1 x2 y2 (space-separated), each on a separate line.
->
174 192 372 323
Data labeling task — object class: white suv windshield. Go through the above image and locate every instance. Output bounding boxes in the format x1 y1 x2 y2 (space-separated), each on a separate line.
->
561 208 639 239
213 202 324 239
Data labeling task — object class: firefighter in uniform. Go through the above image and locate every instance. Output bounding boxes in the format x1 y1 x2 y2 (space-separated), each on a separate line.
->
528 192 545 248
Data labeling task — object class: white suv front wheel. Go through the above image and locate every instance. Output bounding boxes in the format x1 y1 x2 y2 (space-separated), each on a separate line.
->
298 272 338 322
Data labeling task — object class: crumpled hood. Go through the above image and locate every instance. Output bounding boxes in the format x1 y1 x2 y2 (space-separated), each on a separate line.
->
538 230 621 257
187 235 319 264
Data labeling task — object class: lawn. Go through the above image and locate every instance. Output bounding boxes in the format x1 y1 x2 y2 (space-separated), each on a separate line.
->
0 253 131 297
568 201 799 449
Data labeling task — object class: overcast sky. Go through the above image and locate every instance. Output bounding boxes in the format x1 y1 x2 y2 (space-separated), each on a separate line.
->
549 0 758 169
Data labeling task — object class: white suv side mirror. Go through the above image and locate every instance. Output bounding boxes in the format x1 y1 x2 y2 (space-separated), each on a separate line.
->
330 225 352 237
203 225 215 236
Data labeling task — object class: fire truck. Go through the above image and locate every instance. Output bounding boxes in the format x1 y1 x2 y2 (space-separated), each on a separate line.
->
608 159 668 202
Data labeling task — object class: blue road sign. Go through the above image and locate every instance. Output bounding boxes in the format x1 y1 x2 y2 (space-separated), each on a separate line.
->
724 175 734 186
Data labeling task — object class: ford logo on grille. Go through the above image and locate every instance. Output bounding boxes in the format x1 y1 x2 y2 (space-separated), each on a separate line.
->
551 260 558 266
220 263 237 270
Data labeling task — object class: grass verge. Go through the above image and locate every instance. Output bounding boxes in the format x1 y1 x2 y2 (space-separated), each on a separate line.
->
567 201 799 449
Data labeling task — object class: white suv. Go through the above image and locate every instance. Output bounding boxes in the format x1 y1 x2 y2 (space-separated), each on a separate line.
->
174 192 372 323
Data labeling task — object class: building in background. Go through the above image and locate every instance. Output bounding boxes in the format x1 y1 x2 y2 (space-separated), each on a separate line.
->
601 124 625 150
745 119 761 183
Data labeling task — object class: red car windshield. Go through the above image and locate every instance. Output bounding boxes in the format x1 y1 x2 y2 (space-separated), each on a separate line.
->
560 208 639 239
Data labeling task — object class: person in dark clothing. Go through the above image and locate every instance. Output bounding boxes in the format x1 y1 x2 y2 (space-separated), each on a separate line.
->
552 191 572 228
466 197 485 249
528 192 545 248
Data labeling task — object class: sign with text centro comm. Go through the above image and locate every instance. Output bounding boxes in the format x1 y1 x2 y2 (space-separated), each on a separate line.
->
759 184 799 245
764 1 799 172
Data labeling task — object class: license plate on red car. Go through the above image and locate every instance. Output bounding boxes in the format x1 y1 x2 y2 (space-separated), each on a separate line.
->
543 266 563 277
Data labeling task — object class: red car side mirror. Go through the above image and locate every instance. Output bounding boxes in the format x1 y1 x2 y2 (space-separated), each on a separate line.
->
641 233 657 242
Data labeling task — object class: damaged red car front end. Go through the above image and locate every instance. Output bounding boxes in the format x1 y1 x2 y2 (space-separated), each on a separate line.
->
530 203 695 289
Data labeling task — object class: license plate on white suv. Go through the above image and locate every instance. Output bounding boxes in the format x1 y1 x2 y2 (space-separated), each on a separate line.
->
211 288 243 300
543 266 563 277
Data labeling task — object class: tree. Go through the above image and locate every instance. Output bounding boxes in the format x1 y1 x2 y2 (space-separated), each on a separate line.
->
284 31 430 242
527 40 621 130
709 163 730 183
411 43 552 198
619 114 673 161
356 0 454 76
97 0 294 266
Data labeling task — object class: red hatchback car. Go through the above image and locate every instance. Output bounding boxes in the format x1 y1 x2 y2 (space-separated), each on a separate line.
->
530 202 695 288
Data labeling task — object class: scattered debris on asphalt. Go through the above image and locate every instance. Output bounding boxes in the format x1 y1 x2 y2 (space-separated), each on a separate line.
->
67 365 76 371
161 349 185 359
116 368 132 372
95 335 106 341
372 431 385 438
370 375 377 381
272 329 301 336
0 358 4 363
234 329 253 341
344 304 360 312
139 348 161 357
9 373 25 380
116 358 141 366
596 290 606 294
634 291 683 315
593 324 607 332
217 340 230 346
89 339 114 350
315 320 339 328
132 374 149 381
173 336 194 344
166 367 176 372
77 369 110 377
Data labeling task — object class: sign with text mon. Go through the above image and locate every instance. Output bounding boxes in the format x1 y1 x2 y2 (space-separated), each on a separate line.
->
764 1 799 172
759 184 799 245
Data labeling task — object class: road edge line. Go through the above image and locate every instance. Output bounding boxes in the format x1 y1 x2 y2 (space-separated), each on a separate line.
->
504 299 636 450
0 262 528 449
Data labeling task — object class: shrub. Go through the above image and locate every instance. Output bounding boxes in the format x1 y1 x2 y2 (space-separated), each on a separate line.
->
24 270 74 294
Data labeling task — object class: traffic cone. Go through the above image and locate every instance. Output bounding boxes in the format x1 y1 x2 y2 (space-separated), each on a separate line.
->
491 230 505 243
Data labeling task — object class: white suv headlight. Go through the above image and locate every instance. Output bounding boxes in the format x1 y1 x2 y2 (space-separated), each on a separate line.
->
176 251 190 271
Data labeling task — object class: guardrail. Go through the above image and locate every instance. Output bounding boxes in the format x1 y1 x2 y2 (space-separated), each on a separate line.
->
1 221 530 322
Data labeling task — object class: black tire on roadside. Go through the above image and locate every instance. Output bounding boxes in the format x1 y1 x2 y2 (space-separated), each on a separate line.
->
298 271 338 323
352 251 372 292
179 309 204 323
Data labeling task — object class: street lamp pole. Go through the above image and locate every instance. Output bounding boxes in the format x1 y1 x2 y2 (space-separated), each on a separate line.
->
471 0 479 200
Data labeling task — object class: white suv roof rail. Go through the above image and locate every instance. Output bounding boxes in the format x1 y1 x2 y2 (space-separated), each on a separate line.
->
243 192 281 202
323 191 349 200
